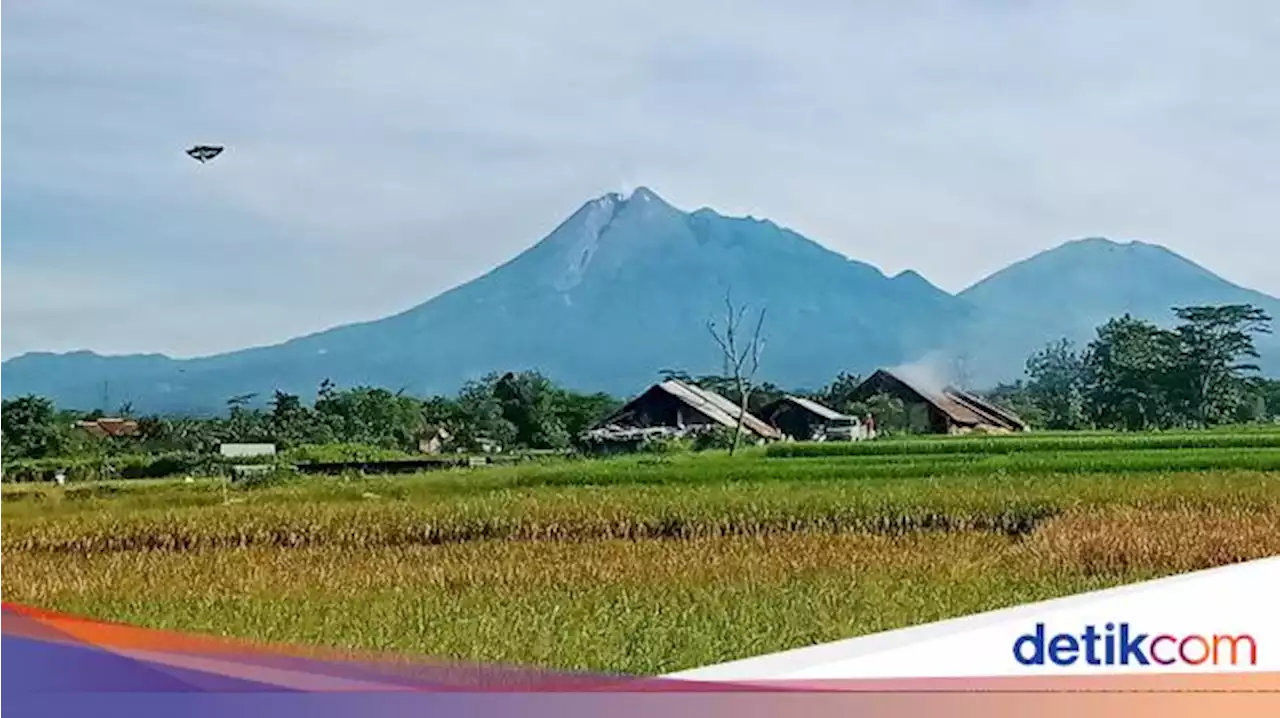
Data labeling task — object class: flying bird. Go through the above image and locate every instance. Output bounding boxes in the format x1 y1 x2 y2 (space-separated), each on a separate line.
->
186 145 225 163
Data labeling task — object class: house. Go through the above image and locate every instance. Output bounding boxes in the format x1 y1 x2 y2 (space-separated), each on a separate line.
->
74 417 140 439
850 369 1028 435
417 426 452 455
758 395 868 441
585 379 782 444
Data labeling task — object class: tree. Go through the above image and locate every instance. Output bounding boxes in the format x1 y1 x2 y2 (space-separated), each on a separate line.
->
748 381 786 413
267 390 333 447
136 415 220 453
984 380 1045 429
315 386 423 450
493 371 571 449
1255 379 1280 421
847 393 907 435
1 395 67 460
451 376 518 452
1082 315 1181 430
706 289 767 456
817 371 864 414
317 378 338 403
1025 339 1087 429
1171 304 1272 426
554 390 620 444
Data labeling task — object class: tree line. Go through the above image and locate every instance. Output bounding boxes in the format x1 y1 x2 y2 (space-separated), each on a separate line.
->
991 304 1278 431
3 304 1277 462
1 372 620 462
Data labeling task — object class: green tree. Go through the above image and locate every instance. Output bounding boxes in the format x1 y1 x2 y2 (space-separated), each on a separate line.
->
267 390 333 447
1171 304 1273 426
493 371 570 449
1082 315 1181 430
847 392 907 435
984 381 1046 429
1 395 67 459
553 390 620 443
1255 379 1280 421
817 372 865 414
136 415 220 453
1025 339 1088 429
688 375 782 413
451 376 518 452
315 386 423 450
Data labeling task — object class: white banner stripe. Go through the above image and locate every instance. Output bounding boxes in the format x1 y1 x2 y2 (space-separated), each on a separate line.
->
670 557 1280 680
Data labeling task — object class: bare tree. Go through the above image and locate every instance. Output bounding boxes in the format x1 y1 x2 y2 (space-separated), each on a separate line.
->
706 288 767 456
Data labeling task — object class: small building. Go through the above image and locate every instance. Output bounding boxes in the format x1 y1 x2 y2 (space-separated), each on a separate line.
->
218 443 277 459
585 379 781 445
758 395 868 442
850 369 1028 435
417 426 452 455
74 418 140 439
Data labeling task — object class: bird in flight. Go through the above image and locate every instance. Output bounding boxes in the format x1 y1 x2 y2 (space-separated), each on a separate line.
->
186 145 225 164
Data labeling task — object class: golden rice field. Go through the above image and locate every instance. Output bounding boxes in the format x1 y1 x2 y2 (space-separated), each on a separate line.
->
4 441 1280 675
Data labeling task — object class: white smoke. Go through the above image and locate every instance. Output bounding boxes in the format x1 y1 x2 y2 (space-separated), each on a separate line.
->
887 351 960 397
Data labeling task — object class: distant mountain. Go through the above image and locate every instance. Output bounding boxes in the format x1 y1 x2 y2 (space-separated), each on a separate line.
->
5 195 1277 412
1 188 970 412
949 237 1280 386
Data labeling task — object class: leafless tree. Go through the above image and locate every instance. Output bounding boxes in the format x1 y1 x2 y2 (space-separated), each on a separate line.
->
706 288 767 456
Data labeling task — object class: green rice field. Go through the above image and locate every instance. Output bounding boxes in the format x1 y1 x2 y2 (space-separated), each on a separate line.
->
4 428 1279 674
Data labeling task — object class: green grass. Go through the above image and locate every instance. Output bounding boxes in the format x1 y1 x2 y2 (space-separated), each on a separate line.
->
1 536 1163 674
4 433 1280 675
766 431 1280 457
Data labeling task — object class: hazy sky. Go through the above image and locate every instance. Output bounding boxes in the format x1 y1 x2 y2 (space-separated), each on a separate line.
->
3 1 1278 359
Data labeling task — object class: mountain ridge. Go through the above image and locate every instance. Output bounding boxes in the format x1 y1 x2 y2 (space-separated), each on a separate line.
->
4 188 1276 412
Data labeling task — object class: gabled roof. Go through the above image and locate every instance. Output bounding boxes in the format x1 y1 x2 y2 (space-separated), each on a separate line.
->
75 418 140 438
656 380 782 439
595 379 781 439
946 389 1029 432
762 395 851 422
854 369 1026 432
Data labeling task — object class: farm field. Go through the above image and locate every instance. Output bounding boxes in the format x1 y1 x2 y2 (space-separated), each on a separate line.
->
4 429 1280 675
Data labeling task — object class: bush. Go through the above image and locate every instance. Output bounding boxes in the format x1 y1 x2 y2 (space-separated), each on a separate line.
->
1 452 215 483
284 443 414 464
639 435 691 454
232 463 299 489
692 426 740 451
119 452 207 479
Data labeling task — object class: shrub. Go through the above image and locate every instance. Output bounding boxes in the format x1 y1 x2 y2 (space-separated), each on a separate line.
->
692 426 739 451
639 435 691 454
284 443 414 464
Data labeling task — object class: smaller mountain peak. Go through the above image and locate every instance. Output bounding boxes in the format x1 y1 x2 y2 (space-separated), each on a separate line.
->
629 186 660 202
592 186 671 209
1060 236 1177 257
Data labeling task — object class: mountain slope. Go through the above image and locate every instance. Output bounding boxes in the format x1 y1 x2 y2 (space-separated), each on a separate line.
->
949 237 1280 385
2 188 969 412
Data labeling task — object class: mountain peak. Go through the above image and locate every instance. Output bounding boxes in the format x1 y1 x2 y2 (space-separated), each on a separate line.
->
1058 237 1189 260
628 186 661 202
598 186 669 208
1064 236 1121 248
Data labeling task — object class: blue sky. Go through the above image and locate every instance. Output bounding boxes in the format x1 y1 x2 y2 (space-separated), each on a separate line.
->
3 1 1278 359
